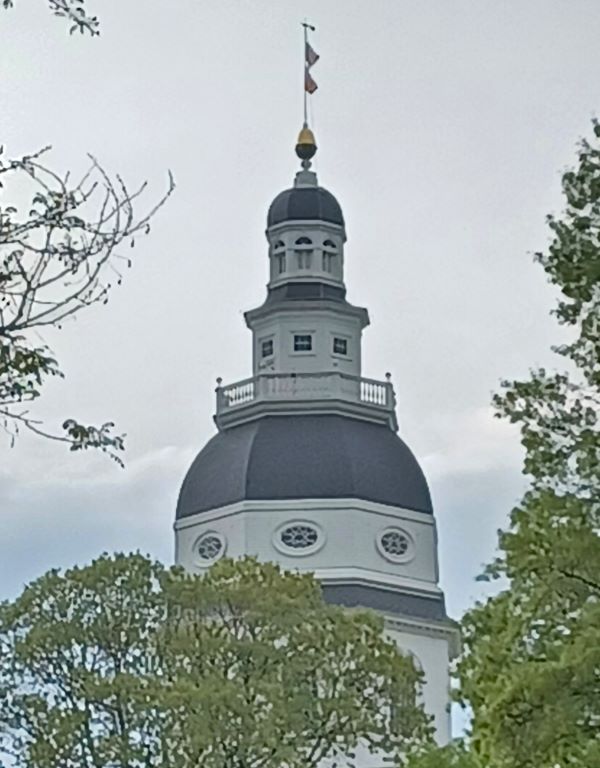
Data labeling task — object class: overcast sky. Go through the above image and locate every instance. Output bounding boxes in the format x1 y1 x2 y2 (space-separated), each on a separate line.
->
1 0 596 647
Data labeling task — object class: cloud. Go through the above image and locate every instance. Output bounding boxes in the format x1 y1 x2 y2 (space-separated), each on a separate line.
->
0 443 197 600
422 405 522 480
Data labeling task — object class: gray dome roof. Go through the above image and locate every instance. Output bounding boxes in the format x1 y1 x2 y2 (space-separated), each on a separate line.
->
267 186 344 228
176 415 432 520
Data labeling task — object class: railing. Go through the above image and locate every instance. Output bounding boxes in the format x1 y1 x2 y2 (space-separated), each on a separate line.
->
215 372 396 417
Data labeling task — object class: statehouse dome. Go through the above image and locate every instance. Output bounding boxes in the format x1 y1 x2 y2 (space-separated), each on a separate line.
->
267 186 345 228
176 414 432 519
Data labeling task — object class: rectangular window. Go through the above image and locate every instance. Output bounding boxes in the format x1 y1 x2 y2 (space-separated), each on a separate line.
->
293 334 313 352
333 337 348 355
297 252 312 270
261 339 274 358
322 253 335 272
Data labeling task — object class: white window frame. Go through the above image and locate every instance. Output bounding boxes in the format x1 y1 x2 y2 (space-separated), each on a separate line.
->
291 332 315 355
376 527 415 564
331 333 351 360
260 336 274 359
272 520 325 557
194 530 227 566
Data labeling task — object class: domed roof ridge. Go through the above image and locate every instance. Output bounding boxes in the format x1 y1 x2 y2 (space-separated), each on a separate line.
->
241 415 261 501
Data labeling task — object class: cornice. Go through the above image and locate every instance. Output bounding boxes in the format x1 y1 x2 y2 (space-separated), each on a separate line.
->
174 496 437 531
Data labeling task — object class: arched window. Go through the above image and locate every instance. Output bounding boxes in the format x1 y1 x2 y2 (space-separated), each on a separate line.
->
322 239 337 273
294 237 313 270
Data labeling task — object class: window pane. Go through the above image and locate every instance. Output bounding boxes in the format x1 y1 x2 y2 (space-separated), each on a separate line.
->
322 252 335 272
333 337 347 355
296 252 312 269
294 334 313 352
261 339 273 358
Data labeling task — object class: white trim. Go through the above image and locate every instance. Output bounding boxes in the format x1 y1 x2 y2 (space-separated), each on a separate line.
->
315 567 442 596
174 497 436 532
384 615 461 657
267 220 346 238
331 331 352 360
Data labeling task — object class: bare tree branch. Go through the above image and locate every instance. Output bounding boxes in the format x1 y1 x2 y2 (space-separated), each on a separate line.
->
0 145 175 461
2 0 100 36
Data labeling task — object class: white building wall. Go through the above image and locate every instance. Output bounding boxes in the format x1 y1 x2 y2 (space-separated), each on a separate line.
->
250 309 364 377
267 224 346 288
175 498 438 586
386 622 452 744
174 497 455 748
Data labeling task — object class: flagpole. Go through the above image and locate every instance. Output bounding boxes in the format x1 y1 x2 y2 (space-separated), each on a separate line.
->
296 22 318 170
303 22 308 127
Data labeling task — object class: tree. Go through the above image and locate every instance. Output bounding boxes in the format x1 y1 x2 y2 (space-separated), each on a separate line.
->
0 555 432 768
0 148 173 462
407 741 481 768
457 122 600 767
1 5 174 462
3 0 100 36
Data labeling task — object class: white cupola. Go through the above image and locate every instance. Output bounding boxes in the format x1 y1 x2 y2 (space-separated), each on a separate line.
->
244 126 371 383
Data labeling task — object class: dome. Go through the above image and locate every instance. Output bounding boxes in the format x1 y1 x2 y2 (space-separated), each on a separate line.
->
176 415 432 520
267 186 344 228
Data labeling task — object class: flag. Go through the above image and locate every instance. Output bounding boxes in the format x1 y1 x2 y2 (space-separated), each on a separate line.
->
305 69 318 94
304 41 319 93
305 42 319 68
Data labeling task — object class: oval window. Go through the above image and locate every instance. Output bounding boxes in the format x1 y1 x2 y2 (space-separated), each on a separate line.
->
273 522 324 556
195 531 226 564
376 527 414 563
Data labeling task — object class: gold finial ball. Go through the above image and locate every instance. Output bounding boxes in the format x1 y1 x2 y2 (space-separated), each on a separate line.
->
295 126 317 161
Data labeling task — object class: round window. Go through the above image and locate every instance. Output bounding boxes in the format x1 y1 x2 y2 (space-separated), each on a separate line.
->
274 522 324 556
376 527 414 563
195 531 226 564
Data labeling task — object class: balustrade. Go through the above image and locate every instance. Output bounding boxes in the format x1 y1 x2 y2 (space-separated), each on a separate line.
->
216 372 395 416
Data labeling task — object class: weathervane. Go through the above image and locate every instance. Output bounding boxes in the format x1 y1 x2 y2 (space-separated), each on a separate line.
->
296 21 319 170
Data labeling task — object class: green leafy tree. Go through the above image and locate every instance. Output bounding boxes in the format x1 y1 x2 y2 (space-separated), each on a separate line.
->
1 5 174 462
407 741 481 768
457 122 600 767
0 555 432 768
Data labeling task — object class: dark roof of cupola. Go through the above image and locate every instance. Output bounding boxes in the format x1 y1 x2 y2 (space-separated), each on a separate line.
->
264 281 346 303
267 186 344 228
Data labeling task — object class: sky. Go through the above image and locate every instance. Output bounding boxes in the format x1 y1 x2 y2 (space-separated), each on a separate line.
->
1 1 597 639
